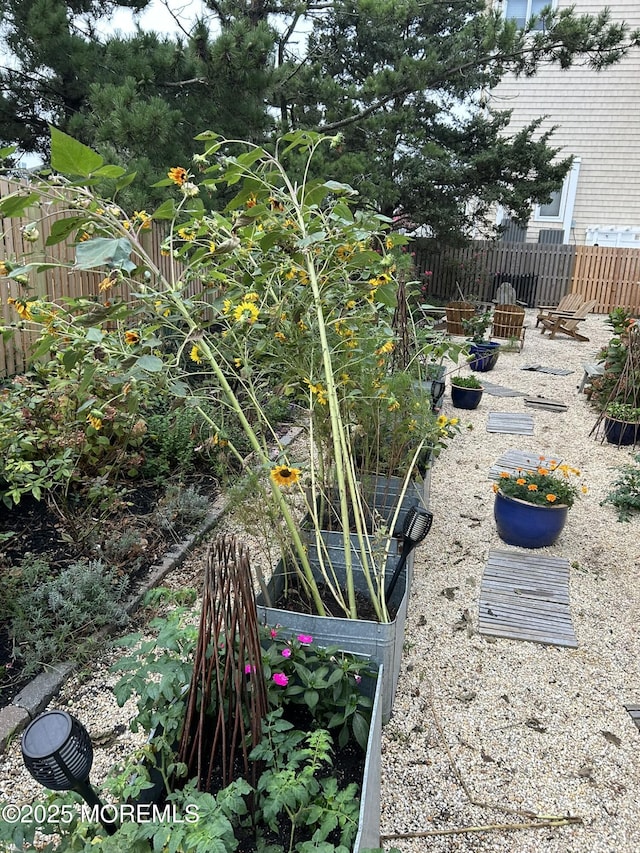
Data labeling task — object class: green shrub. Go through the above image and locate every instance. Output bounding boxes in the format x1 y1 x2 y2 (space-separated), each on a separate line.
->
4 556 129 676
451 375 482 389
602 452 640 521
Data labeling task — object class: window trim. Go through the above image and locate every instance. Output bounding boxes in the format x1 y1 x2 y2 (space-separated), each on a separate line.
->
501 0 557 30
533 158 581 243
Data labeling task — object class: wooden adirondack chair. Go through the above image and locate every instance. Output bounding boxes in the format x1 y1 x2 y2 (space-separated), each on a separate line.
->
491 304 526 351
538 299 597 341
536 292 584 327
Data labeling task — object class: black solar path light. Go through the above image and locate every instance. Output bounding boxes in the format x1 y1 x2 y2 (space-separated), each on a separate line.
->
21 710 117 835
385 504 433 603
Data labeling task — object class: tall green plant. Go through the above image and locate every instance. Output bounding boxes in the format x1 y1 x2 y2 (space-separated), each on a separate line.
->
0 128 448 620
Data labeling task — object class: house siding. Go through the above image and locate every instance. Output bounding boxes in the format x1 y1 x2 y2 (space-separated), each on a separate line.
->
491 0 640 244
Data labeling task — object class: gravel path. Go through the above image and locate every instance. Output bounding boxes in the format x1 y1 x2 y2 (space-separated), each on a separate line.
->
381 310 640 852
2 309 639 853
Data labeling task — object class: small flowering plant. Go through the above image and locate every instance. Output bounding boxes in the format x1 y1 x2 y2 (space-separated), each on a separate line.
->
493 457 587 508
259 627 375 750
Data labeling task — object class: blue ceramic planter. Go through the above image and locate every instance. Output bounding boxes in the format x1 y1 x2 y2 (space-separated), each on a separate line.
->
469 341 500 372
604 416 639 446
494 490 568 549
451 384 483 410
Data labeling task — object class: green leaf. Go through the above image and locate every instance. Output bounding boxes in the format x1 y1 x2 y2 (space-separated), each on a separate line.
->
374 281 397 308
50 126 103 177
46 216 85 245
93 164 126 179
74 237 135 272
152 199 177 220
115 171 137 191
0 193 40 216
351 711 370 751
0 145 17 159
324 179 357 195
136 355 164 373
84 327 105 343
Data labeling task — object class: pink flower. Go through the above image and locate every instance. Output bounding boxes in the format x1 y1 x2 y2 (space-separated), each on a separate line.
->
281 648 292 658
297 634 313 645
269 628 278 639
354 674 362 685
244 664 255 674
273 673 289 687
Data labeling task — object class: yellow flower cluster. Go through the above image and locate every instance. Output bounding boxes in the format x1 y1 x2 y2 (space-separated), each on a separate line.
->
305 379 328 405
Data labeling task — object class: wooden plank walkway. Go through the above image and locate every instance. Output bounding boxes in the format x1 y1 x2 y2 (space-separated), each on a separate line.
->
487 412 535 435
478 549 577 648
478 381 525 398
488 449 563 481
524 395 568 413
624 705 640 731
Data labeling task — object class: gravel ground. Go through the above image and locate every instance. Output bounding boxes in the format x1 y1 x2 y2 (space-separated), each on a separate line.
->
380 310 640 853
2 309 639 853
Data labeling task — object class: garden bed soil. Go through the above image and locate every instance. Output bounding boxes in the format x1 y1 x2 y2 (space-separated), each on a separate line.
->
0 479 220 706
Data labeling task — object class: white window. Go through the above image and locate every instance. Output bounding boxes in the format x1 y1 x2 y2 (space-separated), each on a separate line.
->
537 190 562 218
533 157 581 243
503 0 553 30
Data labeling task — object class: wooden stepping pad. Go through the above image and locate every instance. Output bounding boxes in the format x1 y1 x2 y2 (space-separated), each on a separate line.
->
524 396 568 413
479 381 525 398
624 705 640 731
487 412 534 435
488 449 563 481
521 364 574 376
478 550 577 648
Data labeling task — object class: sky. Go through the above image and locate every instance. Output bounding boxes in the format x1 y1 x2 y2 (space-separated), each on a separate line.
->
99 0 208 39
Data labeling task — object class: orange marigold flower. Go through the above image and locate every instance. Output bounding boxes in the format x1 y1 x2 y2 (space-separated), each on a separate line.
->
499 471 511 479
168 166 188 186
516 478 526 486
546 494 557 503
527 484 538 491
538 468 549 476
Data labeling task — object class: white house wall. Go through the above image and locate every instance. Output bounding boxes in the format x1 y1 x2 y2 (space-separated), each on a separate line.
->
490 0 640 245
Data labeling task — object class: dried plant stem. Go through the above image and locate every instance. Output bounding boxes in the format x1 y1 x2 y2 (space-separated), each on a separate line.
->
381 816 582 841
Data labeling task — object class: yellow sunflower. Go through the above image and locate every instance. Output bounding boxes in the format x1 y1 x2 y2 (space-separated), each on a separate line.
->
270 465 301 488
233 301 259 324
168 166 187 186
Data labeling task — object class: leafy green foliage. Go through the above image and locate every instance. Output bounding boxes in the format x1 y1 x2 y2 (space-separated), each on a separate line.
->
0 1 636 233
602 452 640 522
1 556 129 676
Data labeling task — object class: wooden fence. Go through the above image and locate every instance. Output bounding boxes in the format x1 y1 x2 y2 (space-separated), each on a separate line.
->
0 178 181 377
414 240 640 315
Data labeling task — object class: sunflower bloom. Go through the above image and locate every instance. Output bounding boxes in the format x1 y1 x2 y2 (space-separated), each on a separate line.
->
270 465 301 488
190 345 202 363
124 330 140 345
233 301 259 324
87 414 102 431
168 166 188 186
